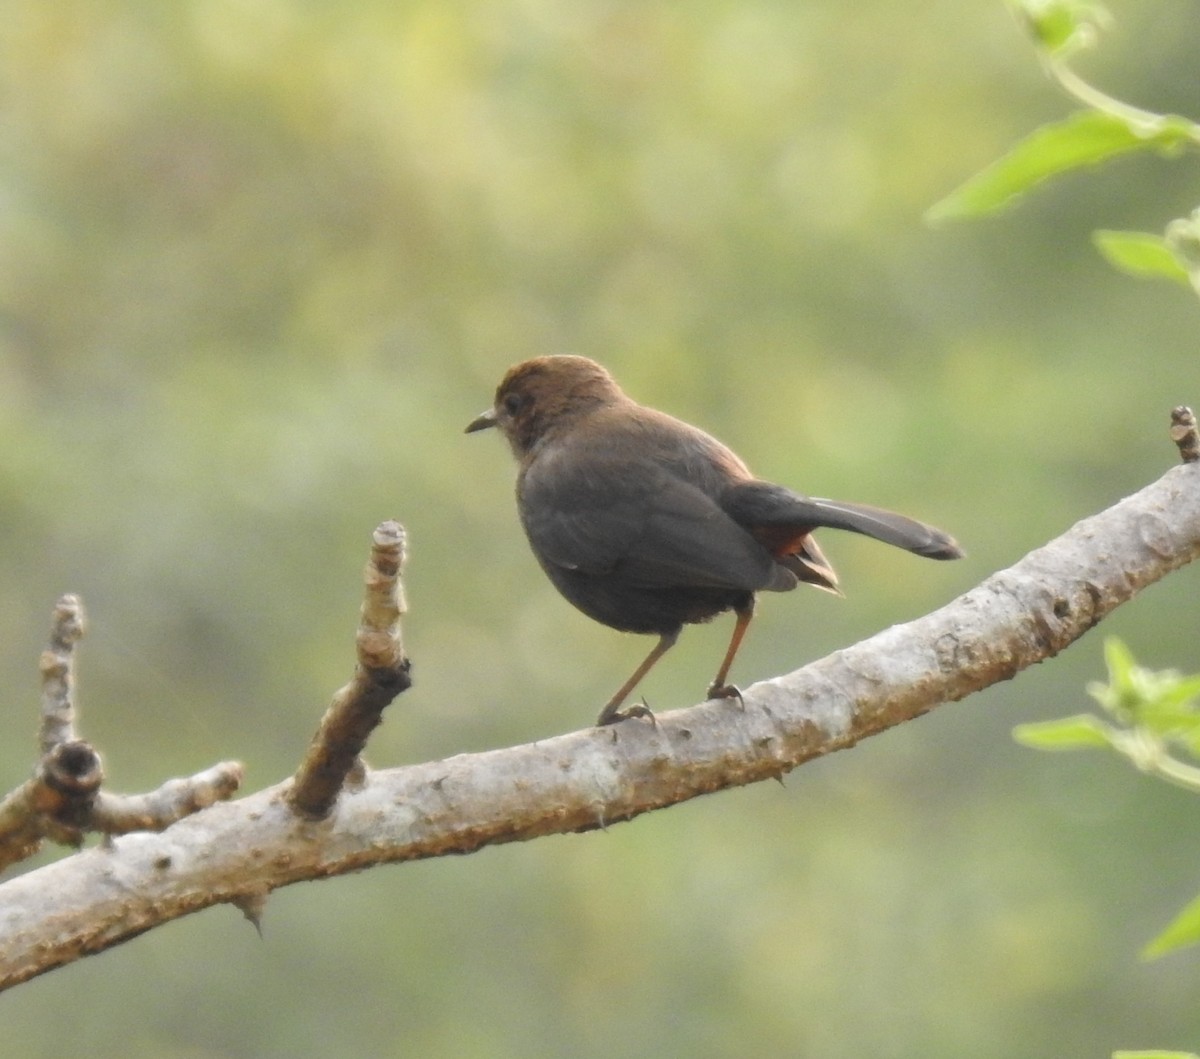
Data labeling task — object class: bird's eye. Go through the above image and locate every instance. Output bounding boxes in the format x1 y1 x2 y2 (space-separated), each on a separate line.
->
502 392 524 416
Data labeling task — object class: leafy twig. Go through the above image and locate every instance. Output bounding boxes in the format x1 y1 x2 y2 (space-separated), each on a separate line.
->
929 0 1200 294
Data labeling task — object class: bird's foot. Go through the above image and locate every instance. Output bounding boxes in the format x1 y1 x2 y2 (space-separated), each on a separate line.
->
596 698 656 727
707 683 745 708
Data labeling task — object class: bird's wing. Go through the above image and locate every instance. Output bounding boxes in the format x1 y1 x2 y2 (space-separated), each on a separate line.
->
518 449 785 591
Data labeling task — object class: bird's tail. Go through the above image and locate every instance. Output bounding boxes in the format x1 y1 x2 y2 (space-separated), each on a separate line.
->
723 481 964 561
802 497 963 558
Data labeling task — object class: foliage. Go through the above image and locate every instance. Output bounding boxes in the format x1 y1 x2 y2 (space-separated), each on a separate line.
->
937 3 1200 1055
929 0 1200 296
1016 638 1200 958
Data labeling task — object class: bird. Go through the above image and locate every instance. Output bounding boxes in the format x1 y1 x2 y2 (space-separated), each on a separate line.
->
466 355 963 726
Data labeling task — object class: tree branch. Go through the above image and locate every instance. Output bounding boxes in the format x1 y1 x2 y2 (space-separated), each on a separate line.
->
1 453 1197 991
289 520 411 820
0 597 243 872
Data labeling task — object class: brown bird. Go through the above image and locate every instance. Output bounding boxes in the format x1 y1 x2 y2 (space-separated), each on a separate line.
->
467 355 963 726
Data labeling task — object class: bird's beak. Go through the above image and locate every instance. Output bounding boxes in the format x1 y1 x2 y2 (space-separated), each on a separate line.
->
465 408 498 434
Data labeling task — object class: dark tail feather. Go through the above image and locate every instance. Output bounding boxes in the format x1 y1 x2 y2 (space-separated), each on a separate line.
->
806 497 964 559
723 481 964 561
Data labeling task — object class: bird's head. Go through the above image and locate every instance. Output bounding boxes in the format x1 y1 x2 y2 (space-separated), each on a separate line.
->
465 355 626 457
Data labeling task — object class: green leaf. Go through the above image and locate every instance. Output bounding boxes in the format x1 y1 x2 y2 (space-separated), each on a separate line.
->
1010 0 1110 57
1093 231 1192 286
1142 889 1200 959
1090 636 1141 719
927 111 1194 223
1136 675 1200 740
1013 714 1114 750
1104 635 1137 688
1092 638 1200 735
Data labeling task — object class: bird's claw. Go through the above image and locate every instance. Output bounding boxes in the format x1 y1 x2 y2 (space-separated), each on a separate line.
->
707 683 744 708
596 698 657 727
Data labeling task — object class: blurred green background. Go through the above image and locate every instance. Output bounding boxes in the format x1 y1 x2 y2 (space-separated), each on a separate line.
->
3 1 1199 1056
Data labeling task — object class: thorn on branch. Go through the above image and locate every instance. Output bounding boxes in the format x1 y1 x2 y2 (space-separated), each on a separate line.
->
232 889 270 938
1170 405 1199 463
288 520 412 821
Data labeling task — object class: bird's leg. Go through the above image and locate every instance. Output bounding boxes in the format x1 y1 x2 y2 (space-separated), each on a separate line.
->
707 600 755 703
596 631 678 726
